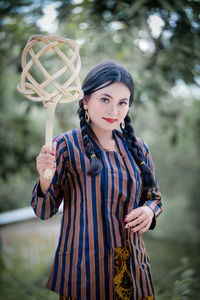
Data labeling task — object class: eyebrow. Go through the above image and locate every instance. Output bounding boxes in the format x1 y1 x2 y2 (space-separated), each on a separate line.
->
100 93 129 101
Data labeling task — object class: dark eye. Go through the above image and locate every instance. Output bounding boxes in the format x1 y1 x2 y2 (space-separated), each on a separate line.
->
119 101 128 106
100 97 109 103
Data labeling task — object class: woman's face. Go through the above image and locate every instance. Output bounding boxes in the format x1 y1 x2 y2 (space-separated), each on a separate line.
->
84 82 130 134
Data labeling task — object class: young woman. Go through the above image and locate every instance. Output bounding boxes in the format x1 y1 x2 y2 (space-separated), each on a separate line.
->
32 60 162 300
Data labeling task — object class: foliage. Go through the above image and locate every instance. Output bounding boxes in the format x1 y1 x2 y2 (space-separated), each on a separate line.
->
0 2 199 299
56 0 200 85
155 257 200 299
0 236 200 299
0 0 199 242
0 263 57 300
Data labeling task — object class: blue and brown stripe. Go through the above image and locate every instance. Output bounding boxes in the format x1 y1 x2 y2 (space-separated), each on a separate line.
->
31 127 162 299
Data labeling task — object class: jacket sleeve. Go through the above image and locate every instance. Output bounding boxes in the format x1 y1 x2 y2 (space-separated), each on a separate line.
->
31 134 69 220
138 139 162 230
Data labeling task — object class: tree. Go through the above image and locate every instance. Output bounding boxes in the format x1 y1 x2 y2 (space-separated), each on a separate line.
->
0 0 200 227
56 0 200 86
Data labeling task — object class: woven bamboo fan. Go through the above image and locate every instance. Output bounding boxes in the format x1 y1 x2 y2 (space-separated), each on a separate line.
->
18 35 83 179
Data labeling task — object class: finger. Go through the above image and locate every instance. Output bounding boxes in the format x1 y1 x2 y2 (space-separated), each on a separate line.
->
36 158 56 169
36 160 56 171
124 208 143 222
138 222 151 233
131 220 149 233
37 161 56 169
37 152 56 162
37 162 56 170
39 162 56 170
40 145 54 154
52 141 57 154
125 215 145 228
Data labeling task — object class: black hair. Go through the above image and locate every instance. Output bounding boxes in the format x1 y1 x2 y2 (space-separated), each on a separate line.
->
77 60 155 188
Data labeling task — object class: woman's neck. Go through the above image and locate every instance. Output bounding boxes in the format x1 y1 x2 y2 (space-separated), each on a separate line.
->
89 124 118 151
90 124 114 143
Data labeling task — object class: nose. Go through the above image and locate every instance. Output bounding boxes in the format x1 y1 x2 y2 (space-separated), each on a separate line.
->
108 103 118 116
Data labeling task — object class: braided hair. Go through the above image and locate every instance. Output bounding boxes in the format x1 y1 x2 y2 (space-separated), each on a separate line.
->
121 114 155 188
78 99 102 175
77 60 155 188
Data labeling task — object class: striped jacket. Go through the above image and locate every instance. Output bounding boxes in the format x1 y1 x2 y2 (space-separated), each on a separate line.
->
31 127 162 300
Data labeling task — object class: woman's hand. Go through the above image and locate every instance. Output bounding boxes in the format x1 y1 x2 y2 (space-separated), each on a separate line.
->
36 141 57 194
123 206 154 233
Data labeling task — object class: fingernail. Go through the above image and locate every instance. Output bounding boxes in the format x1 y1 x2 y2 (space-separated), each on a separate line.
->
125 224 129 228
131 229 134 233
123 219 127 223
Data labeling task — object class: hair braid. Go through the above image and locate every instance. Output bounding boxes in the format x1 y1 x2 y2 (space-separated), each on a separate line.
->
78 100 103 176
121 114 155 189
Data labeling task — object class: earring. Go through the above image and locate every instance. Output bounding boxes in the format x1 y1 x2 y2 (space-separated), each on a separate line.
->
83 103 90 123
121 120 125 129
85 110 90 123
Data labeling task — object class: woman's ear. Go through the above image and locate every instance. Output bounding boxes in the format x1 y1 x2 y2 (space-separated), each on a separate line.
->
83 96 90 105
82 98 89 110
83 99 87 105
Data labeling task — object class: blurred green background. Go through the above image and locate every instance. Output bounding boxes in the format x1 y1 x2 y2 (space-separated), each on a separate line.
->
0 0 200 299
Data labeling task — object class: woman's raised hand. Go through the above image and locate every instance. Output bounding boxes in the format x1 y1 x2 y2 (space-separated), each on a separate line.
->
123 206 154 234
36 141 57 194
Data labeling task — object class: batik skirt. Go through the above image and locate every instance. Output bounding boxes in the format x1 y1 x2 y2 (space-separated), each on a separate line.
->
59 246 155 300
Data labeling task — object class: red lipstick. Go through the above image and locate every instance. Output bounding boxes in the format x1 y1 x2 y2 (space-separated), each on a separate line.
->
103 118 117 123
